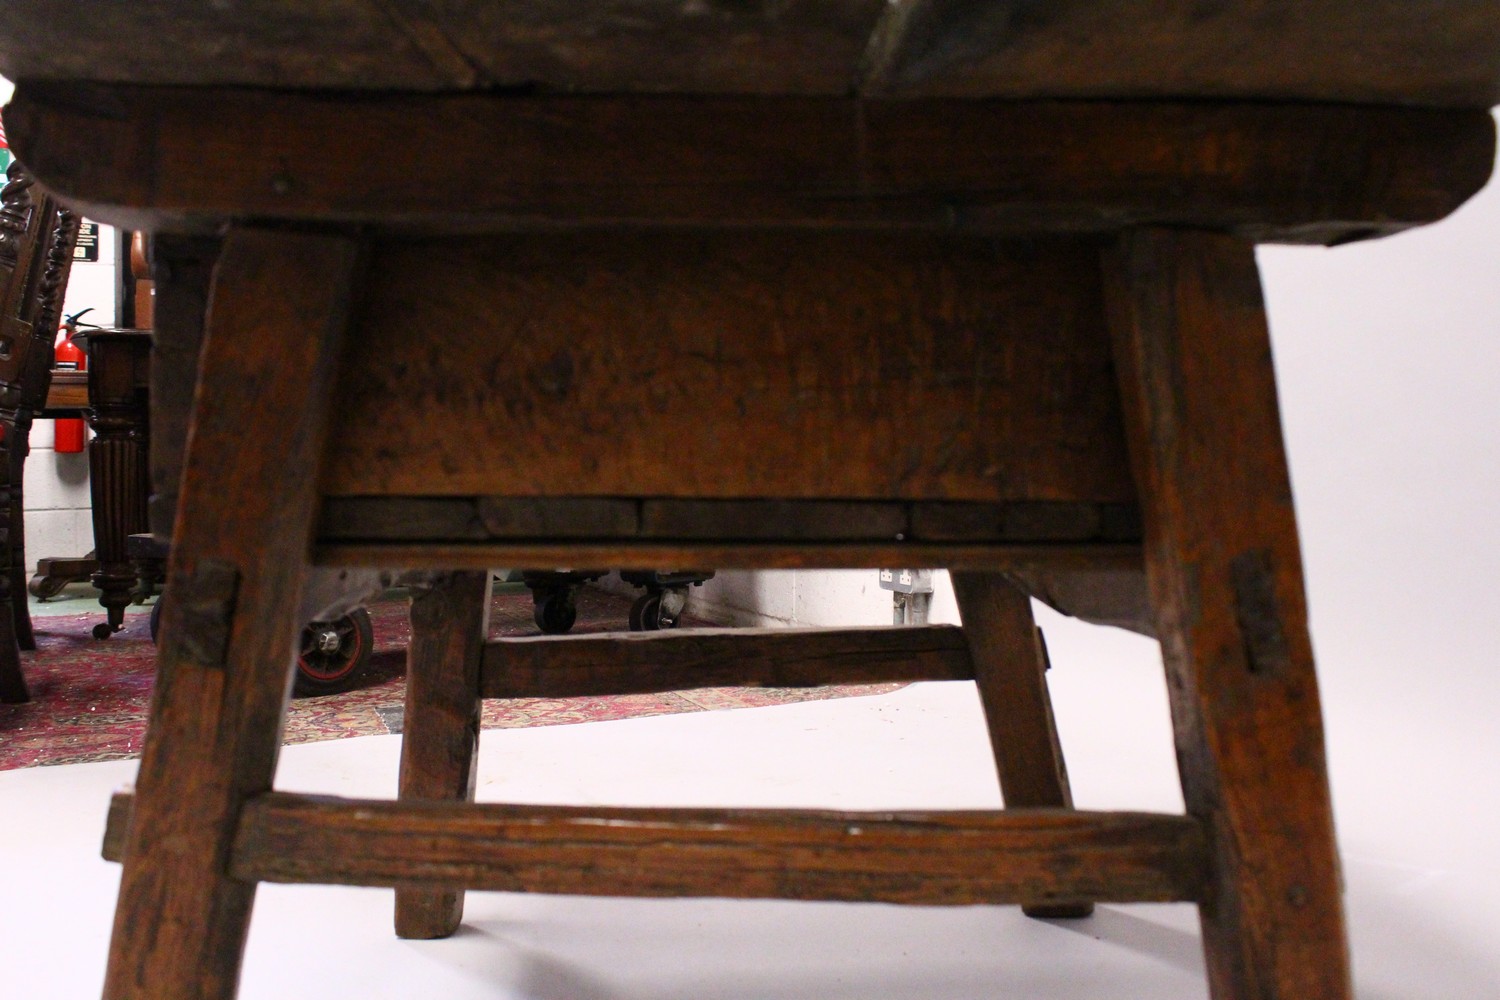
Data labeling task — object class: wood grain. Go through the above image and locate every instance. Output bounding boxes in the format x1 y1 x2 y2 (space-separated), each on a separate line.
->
318 498 1143 544
0 1 884 95
1105 229 1352 999
478 498 639 539
638 500 908 541
83 330 154 637
396 571 490 940
12 5 1476 995
312 540 1143 573
865 0 1500 107
102 792 1208 906
323 232 1132 503
9 87 1492 244
480 626 973 699
952 572 1090 917
912 501 1140 542
41 371 88 410
101 229 361 1000
217 794 1209 907
18 219 72 652
2 3 1496 106
146 235 218 540
2 169 81 667
0 162 53 701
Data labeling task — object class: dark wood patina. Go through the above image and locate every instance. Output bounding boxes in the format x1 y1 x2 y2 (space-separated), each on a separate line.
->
3 4 1496 998
0 159 79 702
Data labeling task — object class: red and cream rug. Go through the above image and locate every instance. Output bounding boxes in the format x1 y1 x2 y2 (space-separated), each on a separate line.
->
1 587 901 770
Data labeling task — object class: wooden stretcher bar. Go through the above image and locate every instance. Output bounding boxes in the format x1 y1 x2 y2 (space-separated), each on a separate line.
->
101 793 1210 908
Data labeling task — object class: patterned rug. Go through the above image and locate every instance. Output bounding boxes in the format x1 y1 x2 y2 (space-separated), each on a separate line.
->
0 587 901 770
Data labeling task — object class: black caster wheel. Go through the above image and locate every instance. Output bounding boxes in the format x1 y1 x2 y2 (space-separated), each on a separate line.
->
629 591 679 631
533 589 578 634
628 592 652 630
293 607 374 697
92 622 116 640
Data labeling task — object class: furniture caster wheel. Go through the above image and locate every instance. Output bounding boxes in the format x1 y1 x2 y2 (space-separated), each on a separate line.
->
629 592 678 630
293 608 374 697
628 592 654 630
533 589 578 634
92 622 116 640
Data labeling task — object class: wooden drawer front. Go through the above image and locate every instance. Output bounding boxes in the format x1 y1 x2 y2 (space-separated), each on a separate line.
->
323 232 1133 504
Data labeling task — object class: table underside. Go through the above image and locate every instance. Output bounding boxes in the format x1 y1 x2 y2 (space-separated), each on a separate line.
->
1 0 1499 108
4 85 1487 589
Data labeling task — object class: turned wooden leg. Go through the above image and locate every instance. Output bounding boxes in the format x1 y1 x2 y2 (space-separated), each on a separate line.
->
951 571 1092 919
1105 229 1352 1000
103 229 361 1000
85 331 153 639
394 570 491 939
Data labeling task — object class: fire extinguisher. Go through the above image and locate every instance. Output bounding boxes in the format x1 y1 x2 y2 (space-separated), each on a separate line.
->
53 308 92 453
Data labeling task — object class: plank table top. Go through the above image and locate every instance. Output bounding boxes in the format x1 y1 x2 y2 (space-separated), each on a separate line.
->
2 3 1497 244
0 1 1498 107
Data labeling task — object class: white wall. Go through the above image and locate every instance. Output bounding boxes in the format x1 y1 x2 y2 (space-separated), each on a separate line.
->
685 569 959 627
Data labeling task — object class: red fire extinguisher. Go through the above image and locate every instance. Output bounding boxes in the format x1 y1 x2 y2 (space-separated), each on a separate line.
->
53 308 91 453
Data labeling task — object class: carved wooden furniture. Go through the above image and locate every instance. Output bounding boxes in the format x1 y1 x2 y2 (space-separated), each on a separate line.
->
3 5 1498 998
33 231 161 616
0 159 78 703
80 329 153 635
34 330 155 638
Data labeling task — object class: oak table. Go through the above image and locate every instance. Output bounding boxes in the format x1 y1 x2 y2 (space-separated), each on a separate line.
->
3 4 1497 999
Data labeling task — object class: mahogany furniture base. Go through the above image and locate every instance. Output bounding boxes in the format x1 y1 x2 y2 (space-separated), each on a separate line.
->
27 554 95 599
29 329 156 640
78 330 153 638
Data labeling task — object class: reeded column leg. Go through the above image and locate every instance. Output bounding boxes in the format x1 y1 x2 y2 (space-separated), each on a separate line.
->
102 228 362 1000
952 571 1092 919
85 330 152 639
1105 229 1352 1000
394 570 491 939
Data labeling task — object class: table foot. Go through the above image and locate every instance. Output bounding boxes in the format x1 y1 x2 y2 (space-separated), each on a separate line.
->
395 570 491 939
954 570 1095 919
